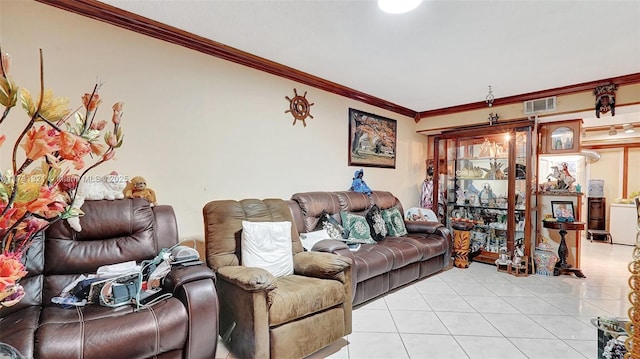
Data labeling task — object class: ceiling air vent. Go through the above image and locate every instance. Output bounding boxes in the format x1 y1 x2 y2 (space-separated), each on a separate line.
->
524 96 556 115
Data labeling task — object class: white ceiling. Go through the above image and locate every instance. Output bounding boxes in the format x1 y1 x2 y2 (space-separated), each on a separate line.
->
101 0 639 116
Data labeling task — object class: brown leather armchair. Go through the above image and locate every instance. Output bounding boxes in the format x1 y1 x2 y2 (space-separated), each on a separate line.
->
203 198 352 359
0 198 219 359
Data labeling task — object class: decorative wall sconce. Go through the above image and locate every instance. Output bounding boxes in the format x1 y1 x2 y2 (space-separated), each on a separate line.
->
594 83 618 118
488 112 499 126
285 88 314 127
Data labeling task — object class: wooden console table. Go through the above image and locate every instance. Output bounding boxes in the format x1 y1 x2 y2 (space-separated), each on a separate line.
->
542 221 586 278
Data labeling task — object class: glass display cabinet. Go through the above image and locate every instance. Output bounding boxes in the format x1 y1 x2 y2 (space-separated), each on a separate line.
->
433 121 535 265
539 119 581 155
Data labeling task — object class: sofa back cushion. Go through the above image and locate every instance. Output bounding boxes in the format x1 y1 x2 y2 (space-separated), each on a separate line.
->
42 198 170 303
290 192 342 232
203 198 302 271
369 191 404 212
0 233 45 317
334 191 371 215
291 191 405 236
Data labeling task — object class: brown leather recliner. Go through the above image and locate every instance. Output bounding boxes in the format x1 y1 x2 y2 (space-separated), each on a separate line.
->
0 198 219 359
203 198 352 359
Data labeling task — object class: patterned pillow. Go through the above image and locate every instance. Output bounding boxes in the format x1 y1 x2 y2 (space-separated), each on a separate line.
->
382 206 408 237
366 204 387 241
340 211 376 244
316 211 349 240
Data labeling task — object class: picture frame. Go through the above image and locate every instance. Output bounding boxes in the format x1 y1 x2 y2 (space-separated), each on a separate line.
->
551 200 575 219
348 108 397 168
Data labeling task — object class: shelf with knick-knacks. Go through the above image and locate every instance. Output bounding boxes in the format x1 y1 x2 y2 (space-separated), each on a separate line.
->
432 120 535 266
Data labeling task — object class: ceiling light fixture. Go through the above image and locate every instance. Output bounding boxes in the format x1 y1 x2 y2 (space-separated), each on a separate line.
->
378 0 423 14
608 125 617 136
623 123 635 134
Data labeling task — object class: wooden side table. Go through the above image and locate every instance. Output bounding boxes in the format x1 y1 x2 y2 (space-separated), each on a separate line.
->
542 220 586 278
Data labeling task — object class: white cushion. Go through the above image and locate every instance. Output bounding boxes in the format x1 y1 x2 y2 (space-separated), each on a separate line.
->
241 221 294 277
299 229 331 251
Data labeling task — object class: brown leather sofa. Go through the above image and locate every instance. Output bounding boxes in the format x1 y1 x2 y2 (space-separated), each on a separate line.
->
0 198 219 359
288 191 452 306
203 198 352 359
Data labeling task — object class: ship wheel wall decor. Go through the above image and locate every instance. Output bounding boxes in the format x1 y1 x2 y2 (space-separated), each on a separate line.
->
285 88 314 127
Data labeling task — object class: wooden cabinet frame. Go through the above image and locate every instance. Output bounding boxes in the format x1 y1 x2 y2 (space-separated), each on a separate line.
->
539 120 582 155
432 120 535 265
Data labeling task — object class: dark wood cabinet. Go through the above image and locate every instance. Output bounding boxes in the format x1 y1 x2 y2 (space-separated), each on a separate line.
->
539 120 582 155
432 121 534 265
588 197 606 231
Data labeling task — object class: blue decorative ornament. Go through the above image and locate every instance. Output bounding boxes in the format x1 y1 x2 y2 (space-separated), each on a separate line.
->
350 169 372 195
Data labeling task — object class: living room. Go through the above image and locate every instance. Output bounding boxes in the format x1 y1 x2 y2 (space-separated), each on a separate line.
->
2 1 639 358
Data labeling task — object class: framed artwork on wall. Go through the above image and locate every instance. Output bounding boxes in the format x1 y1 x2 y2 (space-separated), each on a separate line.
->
348 108 397 169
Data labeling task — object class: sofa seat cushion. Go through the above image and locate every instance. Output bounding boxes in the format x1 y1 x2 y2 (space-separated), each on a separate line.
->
349 244 395 281
375 238 423 269
0 306 41 358
269 275 346 327
403 235 448 259
36 298 188 359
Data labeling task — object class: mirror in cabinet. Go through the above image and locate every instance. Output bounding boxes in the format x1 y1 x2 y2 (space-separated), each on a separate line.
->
432 122 534 266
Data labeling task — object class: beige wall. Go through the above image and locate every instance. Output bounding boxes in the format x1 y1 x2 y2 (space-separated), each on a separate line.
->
1 1 429 239
585 148 640 229
628 148 640 196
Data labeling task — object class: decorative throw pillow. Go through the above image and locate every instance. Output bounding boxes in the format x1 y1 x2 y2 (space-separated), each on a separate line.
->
366 204 387 241
382 206 408 237
241 221 294 278
316 211 350 240
299 229 331 251
340 211 376 244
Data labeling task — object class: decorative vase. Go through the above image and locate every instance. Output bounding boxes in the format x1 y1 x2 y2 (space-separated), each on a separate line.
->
534 242 558 276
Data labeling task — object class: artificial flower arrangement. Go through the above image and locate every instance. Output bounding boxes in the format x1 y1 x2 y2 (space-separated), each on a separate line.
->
0 46 124 309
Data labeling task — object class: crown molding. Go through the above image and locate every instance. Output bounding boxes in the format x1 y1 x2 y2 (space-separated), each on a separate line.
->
35 0 640 122
36 0 416 118
416 73 640 121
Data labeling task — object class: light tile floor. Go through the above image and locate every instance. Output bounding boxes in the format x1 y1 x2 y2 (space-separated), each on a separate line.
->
215 238 634 358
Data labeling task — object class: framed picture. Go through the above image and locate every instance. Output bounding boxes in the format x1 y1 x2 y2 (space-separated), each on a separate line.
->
551 201 575 219
348 108 397 168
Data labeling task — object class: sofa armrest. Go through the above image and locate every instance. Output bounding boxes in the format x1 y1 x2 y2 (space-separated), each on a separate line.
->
216 266 277 292
163 264 216 292
311 239 349 252
405 220 445 234
163 263 219 359
293 251 352 283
